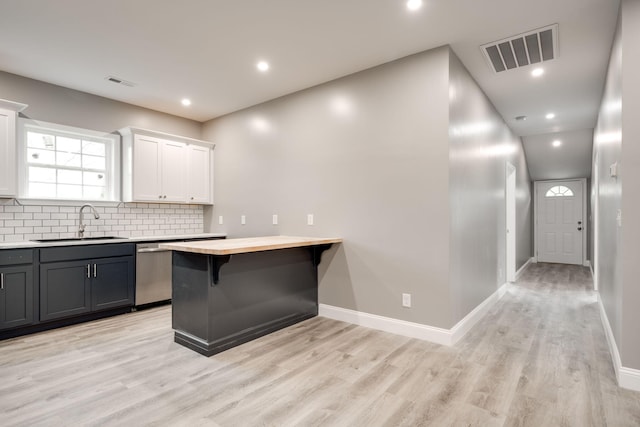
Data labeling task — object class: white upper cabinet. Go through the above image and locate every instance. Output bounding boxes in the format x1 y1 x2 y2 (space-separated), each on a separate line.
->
120 127 214 204
0 99 28 198
187 144 213 204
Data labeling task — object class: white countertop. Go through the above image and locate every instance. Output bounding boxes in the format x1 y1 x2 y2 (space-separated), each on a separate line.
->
0 233 227 250
159 235 342 255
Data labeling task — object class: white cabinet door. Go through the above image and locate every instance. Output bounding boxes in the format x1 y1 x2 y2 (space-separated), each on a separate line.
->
186 144 212 204
0 108 17 197
132 135 162 201
160 140 186 202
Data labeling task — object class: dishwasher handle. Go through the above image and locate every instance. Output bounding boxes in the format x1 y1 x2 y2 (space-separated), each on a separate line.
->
137 247 172 254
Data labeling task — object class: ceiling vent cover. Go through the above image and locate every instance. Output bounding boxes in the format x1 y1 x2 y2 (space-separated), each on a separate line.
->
105 75 136 87
481 24 558 73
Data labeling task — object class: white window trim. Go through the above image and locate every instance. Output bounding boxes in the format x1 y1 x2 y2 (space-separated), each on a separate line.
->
17 119 121 203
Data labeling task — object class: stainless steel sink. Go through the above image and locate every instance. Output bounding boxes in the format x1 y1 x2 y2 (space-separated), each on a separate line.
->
32 236 126 243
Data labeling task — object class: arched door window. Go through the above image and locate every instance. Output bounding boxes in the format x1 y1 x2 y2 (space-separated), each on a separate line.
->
545 185 574 197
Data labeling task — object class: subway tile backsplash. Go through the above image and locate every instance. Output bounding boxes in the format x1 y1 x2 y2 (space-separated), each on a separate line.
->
0 202 204 242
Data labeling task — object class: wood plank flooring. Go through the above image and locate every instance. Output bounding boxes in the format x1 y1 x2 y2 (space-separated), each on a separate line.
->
2 262 640 426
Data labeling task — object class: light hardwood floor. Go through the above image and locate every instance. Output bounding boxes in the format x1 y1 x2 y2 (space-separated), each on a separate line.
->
1 263 640 426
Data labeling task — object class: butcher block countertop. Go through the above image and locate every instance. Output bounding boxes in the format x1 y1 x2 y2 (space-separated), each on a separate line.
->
158 235 342 256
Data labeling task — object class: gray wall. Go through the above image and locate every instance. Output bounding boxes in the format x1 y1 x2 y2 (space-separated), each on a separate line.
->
203 47 454 328
448 51 532 322
592 0 640 369
203 46 532 329
0 70 201 138
620 0 640 369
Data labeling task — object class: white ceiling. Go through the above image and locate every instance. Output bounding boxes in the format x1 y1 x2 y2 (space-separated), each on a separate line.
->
0 0 620 180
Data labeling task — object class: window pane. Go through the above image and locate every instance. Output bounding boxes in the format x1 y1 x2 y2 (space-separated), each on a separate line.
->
83 154 106 170
30 183 56 198
83 171 106 186
83 185 106 200
29 166 56 183
57 184 82 199
27 131 55 150
83 141 106 156
57 136 81 153
57 151 82 167
27 148 56 165
58 169 82 184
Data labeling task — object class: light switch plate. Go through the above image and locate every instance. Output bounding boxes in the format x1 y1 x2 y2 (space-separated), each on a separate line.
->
272 214 278 225
241 215 246 225
307 214 314 226
218 216 223 225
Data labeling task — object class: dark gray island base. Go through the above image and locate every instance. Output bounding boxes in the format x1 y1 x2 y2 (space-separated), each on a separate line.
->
160 236 341 356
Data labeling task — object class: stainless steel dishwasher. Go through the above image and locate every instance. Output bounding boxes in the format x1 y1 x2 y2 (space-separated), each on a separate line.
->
135 242 175 306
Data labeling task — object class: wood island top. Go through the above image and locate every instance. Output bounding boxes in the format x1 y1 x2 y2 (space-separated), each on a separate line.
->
158 235 342 255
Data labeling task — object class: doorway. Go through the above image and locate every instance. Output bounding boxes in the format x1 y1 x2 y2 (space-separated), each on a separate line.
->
506 163 516 282
534 179 587 265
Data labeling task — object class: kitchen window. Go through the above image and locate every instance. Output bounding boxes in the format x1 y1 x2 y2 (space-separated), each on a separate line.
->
18 120 120 201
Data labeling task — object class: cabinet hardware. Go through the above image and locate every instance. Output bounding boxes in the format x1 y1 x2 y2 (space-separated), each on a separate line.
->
0 273 4 290
93 264 97 278
158 195 162 199
87 264 91 278
163 195 167 199
190 196 194 200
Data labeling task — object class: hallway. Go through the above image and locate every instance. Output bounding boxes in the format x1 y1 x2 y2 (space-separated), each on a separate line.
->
1 263 639 426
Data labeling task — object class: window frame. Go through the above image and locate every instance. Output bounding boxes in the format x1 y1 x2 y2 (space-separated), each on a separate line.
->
18 119 121 203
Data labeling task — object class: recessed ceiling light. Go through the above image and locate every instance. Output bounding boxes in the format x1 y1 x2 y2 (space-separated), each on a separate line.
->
545 113 555 119
552 139 562 147
181 98 191 106
407 0 423 11
257 61 270 72
531 67 545 77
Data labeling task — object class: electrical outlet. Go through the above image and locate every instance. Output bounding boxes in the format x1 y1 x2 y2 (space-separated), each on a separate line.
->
307 214 314 226
241 215 246 225
272 214 278 225
402 293 411 308
218 216 223 225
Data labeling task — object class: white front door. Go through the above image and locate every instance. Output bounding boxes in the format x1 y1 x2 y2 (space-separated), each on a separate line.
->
537 180 584 265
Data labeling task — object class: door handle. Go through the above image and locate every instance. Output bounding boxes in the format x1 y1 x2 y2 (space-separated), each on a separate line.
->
578 227 583 231
0 272 3 290
93 264 97 278
578 221 582 225
87 264 91 278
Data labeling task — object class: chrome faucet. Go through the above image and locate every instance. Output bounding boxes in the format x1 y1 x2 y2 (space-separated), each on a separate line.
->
78 204 100 238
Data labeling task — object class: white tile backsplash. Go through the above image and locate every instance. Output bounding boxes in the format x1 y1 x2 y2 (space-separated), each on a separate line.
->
0 202 204 242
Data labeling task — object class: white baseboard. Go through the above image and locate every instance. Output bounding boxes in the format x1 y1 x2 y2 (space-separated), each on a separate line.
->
450 283 508 343
319 283 508 347
515 257 534 281
596 293 640 391
318 304 453 345
619 367 640 391
597 293 621 382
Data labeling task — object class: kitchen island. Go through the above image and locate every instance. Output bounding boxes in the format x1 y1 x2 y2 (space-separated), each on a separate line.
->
159 236 342 356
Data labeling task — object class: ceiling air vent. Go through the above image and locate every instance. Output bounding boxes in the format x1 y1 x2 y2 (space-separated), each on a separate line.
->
105 75 136 87
480 24 558 73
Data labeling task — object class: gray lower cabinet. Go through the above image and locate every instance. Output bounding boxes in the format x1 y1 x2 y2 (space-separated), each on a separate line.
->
40 260 92 322
40 244 135 322
0 258 35 331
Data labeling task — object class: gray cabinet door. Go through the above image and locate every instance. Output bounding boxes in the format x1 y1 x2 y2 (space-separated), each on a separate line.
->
91 257 134 311
40 260 91 322
0 265 34 330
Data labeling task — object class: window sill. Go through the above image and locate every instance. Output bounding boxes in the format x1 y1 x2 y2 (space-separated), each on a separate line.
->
2 198 124 207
